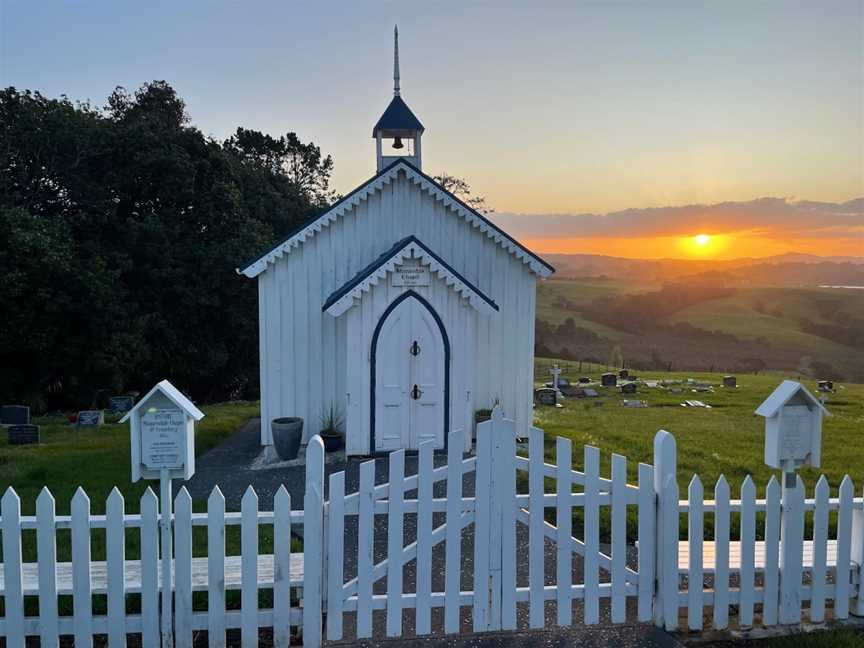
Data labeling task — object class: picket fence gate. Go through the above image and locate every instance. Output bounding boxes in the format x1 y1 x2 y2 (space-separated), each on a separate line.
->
2 406 864 646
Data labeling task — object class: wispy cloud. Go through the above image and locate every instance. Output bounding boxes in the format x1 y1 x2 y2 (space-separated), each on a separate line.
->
490 197 864 240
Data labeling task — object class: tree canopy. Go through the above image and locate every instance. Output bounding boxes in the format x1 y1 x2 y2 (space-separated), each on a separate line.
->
0 81 332 410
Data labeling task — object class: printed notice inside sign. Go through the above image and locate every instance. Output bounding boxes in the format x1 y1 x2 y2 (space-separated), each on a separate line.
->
141 409 185 469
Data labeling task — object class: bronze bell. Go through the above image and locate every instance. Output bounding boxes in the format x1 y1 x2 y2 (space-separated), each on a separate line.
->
392 136 404 149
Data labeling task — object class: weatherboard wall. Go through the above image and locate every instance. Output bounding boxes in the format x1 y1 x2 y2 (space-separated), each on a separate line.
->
257 169 537 451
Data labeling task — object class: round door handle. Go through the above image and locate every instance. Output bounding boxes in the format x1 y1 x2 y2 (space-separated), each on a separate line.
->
411 384 423 400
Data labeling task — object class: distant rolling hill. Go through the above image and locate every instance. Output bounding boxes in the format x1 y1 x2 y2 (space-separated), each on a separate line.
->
535 272 864 382
545 253 864 285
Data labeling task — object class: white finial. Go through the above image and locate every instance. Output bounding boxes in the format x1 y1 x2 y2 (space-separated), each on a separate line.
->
393 25 400 97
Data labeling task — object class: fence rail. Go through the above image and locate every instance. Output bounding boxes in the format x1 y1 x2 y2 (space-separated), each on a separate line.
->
2 409 863 646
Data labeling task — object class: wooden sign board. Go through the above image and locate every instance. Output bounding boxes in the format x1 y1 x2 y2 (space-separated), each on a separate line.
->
392 264 430 287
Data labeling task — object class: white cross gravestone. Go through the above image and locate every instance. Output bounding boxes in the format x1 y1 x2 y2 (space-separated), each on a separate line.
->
756 380 831 625
549 364 564 408
121 379 204 647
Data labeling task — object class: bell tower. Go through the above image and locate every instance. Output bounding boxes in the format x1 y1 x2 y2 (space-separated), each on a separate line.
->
373 26 424 171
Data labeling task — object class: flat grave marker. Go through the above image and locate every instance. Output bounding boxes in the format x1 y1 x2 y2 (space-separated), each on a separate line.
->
76 410 104 427
7 424 39 445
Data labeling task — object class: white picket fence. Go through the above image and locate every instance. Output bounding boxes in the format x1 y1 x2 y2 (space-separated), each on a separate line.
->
2 408 863 646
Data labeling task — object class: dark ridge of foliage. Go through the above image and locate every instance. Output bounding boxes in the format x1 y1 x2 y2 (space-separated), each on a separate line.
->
0 82 334 410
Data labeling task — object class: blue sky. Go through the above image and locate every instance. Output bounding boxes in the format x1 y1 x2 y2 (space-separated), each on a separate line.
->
1 1 861 256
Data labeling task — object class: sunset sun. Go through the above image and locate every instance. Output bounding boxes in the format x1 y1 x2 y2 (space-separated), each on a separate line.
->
694 233 712 247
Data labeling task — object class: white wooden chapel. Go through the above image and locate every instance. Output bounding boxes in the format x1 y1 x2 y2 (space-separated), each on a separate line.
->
239 27 554 456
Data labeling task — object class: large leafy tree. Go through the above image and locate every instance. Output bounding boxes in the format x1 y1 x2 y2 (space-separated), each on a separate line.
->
0 82 332 409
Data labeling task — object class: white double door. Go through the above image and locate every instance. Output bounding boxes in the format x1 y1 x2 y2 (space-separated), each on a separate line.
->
374 296 445 452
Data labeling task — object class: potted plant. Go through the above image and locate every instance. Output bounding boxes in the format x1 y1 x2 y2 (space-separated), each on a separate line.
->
272 416 303 460
319 404 345 452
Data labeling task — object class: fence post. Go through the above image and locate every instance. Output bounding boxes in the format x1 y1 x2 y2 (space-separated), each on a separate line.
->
653 430 677 629
779 473 805 624
303 435 325 648
851 483 864 617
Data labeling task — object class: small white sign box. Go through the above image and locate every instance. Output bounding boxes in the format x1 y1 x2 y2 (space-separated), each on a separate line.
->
121 379 204 482
756 380 830 471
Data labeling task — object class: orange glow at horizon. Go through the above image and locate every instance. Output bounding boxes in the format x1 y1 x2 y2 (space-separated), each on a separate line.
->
519 235 864 260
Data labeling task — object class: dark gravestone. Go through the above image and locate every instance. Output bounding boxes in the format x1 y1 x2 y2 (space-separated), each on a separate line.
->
601 373 617 387
817 380 833 392
578 377 591 384
534 388 558 406
618 369 629 379
77 410 104 427
723 376 737 388
582 388 599 398
620 382 637 394
109 396 135 414
8 424 39 445
1 405 30 426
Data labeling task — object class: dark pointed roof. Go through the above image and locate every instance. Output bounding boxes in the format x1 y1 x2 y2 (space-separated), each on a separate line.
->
372 96 424 136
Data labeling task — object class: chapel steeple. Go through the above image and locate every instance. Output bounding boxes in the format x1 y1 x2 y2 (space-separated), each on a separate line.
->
373 25 424 171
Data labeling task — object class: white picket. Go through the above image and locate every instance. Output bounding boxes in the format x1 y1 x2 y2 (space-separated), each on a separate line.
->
853 483 864 617
687 476 704 631
661 475 679 631
472 419 492 631
325 473 344 642
762 476 780 626
303 435 325 648
555 437 573 626
2 488 25 648
500 420 517 630
738 476 756 628
486 413 507 631
713 475 730 630
174 487 194 648
106 488 127 647
583 445 600 625
386 449 406 637
835 475 854 618
415 440 434 635
610 454 627 624
653 430 677 629
528 426 546 628
275 485 294 646
637 463 655 623
444 427 464 634
36 487 59 648
810 475 829 623
357 459 376 638
71 487 93 647
140 488 160 648
208 487 227 648
240 486 259 646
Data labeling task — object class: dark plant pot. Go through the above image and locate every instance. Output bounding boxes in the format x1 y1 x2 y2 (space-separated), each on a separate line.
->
320 432 344 452
272 417 303 460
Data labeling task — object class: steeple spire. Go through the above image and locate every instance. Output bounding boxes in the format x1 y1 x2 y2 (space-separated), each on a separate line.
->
393 25 400 97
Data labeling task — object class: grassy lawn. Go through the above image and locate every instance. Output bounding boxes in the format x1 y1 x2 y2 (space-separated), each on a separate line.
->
0 401 260 516
533 358 864 502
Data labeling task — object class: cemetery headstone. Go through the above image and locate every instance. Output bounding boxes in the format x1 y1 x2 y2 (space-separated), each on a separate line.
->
817 380 833 392
77 410 105 427
578 376 591 384
1 405 30 426
109 396 135 414
534 388 558 406
582 388 599 398
601 373 617 387
723 376 737 388
618 369 629 379
622 400 647 408
8 424 40 445
620 382 637 394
